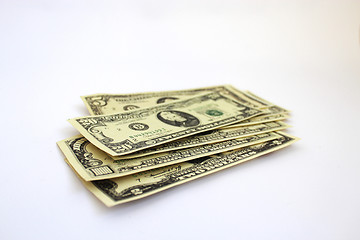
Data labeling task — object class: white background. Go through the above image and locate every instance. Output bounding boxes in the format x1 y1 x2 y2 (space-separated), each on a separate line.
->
1 1 360 239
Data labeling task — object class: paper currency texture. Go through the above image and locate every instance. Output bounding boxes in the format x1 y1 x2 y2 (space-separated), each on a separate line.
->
69 92 263 156
58 132 279 181
79 132 298 207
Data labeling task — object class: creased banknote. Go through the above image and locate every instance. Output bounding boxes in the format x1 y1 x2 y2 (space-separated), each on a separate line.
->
220 113 289 128
114 121 290 159
58 132 279 181
76 132 298 207
81 85 289 128
81 85 260 116
69 92 263 156
242 90 289 114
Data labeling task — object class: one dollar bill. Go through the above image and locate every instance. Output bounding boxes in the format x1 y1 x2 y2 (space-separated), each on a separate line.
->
68 92 263 156
77 132 298 207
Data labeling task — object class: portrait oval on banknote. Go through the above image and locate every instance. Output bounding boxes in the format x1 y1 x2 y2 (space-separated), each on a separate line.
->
156 110 200 127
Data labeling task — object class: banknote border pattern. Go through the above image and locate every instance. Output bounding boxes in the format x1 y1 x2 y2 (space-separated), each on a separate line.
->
92 133 293 202
118 121 286 157
66 137 104 169
84 86 257 115
113 132 274 172
76 92 262 154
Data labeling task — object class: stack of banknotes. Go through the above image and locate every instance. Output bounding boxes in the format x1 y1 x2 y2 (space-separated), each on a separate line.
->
57 85 299 207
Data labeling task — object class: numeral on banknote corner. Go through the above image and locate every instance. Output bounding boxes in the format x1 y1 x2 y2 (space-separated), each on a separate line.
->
89 97 107 107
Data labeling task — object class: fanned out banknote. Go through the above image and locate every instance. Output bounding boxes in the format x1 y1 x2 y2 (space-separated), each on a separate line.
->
111 121 290 159
69 92 264 156
58 85 298 207
79 132 299 207
58 131 280 181
81 85 262 115
81 85 289 125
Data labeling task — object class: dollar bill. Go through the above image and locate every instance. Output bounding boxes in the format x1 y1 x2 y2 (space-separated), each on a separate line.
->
222 113 290 128
114 121 290 159
81 85 288 129
58 132 279 181
81 85 261 116
242 90 289 114
69 92 263 156
76 132 298 207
